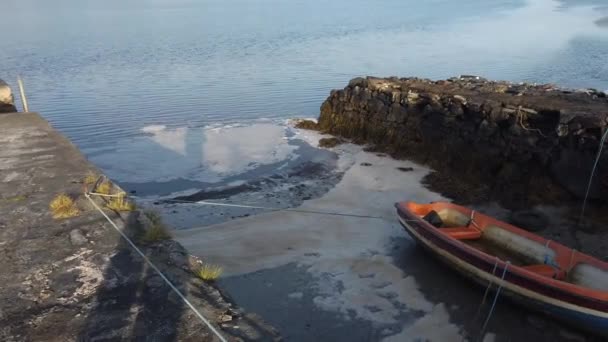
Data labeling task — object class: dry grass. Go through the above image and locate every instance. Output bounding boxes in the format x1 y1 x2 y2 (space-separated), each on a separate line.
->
141 210 171 243
194 263 223 282
141 224 172 243
106 194 135 212
50 193 80 219
95 181 113 195
84 171 98 185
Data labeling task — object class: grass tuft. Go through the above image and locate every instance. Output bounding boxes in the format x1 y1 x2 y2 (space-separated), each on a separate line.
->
50 193 80 219
106 194 136 212
141 223 172 243
194 263 223 282
95 181 113 195
141 210 171 243
84 172 98 185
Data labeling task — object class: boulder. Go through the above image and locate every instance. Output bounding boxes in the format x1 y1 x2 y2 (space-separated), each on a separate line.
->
0 79 17 113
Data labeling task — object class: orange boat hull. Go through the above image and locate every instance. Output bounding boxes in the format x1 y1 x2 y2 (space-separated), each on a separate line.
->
395 201 608 336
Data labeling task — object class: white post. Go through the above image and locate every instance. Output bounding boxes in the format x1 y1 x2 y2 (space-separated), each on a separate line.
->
17 76 29 112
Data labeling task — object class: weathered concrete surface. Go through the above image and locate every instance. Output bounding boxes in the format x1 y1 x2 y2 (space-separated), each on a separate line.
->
316 76 608 209
0 113 279 341
0 79 17 113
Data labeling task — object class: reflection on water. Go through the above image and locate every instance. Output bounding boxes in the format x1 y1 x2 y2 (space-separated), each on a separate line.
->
92 123 296 184
1 0 607 185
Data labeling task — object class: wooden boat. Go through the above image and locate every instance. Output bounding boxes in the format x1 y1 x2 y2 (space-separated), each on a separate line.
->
395 201 608 336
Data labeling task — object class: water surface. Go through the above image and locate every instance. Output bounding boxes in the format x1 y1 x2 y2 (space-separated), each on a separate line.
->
1 0 607 189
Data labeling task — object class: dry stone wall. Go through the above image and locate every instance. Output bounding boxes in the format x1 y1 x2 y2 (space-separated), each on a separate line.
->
317 76 608 207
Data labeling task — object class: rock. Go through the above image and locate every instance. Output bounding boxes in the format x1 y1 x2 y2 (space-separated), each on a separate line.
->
318 137 343 148
294 119 318 130
348 77 367 88
397 167 414 172
218 314 233 322
360 162 372 166
69 229 88 246
0 79 17 113
317 75 608 207
453 95 467 104
508 210 549 232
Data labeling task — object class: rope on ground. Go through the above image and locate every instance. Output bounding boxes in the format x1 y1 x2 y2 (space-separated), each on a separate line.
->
83 192 228 342
130 195 394 221
477 261 510 342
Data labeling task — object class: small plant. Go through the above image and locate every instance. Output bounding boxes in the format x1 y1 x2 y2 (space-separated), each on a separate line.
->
194 263 223 282
95 181 113 195
50 193 80 219
141 224 172 243
84 171 98 185
106 194 135 211
141 210 171 243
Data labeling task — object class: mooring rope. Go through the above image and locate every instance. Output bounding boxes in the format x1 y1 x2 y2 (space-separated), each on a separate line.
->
129 195 394 221
84 192 228 342
477 261 510 342
470 258 499 327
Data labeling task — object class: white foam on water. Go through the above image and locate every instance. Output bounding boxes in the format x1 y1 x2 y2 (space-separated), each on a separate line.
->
141 124 168 133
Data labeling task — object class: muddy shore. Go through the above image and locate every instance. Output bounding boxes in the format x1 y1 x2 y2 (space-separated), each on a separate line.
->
171 133 604 341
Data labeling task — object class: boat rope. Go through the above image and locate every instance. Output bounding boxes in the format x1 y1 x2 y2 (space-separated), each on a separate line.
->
477 261 510 342
470 258 499 327
568 249 576 272
469 210 482 232
125 195 395 221
84 192 228 342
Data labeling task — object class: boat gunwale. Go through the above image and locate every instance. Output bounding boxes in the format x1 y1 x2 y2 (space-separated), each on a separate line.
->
396 201 608 303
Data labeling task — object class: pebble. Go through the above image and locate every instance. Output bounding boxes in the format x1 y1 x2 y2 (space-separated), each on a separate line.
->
219 314 233 322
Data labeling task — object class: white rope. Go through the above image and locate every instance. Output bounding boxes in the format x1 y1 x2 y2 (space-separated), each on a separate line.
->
88 191 127 198
471 258 499 326
477 261 510 342
128 195 393 220
84 193 228 342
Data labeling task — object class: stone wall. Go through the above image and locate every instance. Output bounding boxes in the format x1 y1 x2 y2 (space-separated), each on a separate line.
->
317 76 608 207
0 79 17 113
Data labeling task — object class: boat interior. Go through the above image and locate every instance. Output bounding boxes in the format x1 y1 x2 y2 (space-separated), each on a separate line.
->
404 202 608 292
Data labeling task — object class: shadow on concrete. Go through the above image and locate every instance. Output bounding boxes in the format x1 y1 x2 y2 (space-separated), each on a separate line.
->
77 211 186 341
78 126 207 339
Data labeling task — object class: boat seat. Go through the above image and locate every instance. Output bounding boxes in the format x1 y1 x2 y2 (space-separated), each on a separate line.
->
440 227 482 240
521 264 565 280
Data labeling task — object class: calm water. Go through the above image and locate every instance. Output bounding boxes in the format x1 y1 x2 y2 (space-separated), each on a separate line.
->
1 0 608 186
